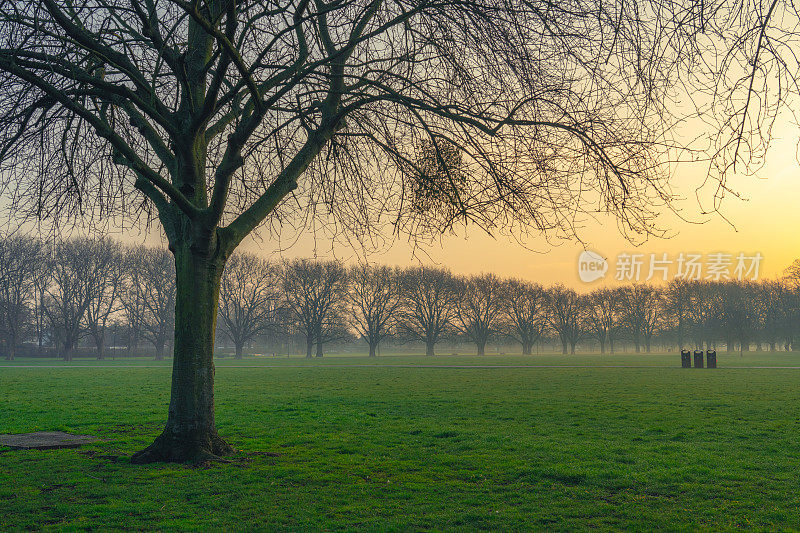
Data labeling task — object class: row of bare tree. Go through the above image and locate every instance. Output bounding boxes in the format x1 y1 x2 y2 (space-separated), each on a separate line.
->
556 280 800 355
1 236 798 359
0 236 175 361
202 257 800 357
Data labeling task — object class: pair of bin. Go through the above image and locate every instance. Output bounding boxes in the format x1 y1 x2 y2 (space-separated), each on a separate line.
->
681 349 716 369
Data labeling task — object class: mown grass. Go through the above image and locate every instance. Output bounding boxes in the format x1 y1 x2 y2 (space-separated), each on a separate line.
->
2 353 800 530
3 349 800 367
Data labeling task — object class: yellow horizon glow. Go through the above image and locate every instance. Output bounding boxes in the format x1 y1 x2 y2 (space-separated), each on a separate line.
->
115 118 800 291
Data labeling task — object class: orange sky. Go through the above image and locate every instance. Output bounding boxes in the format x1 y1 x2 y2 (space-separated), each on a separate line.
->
233 140 799 290
122 124 800 290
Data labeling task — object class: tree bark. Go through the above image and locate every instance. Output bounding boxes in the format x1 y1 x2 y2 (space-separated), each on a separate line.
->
131 248 233 464
234 342 244 360
315 322 323 357
425 339 435 357
95 333 105 360
368 342 377 357
155 341 165 361
476 341 486 356
522 340 531 356
63 340 73 362
305 335 313 358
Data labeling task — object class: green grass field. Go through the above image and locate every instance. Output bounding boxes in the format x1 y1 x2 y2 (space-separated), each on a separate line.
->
2 352 800 530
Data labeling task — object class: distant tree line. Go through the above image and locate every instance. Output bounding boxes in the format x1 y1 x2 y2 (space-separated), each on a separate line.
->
0 235 798 360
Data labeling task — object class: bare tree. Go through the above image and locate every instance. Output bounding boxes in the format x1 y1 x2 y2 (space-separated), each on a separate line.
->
687 281 723 350
502 279 547 356
347 264 400 358
584 288 621 355
452 274 504 356
664 279 693 351
315 308 352 355
781 286 800 351
0 236 43 360
547 285 582 354
46 239 99 361
784 260 800 289
758 281 785 352
719 281 759 356
283 259 347 358
780 261 800 351
120 250 146 357
282 260 318 359
219 253 279 359
85 238 124 359
122 246 176 360
31 252 52 355
619 285 663 353
0 0 731 461
398 266 456 357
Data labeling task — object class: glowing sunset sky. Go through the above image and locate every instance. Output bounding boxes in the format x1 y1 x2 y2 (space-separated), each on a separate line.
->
229 136 800 290
119 122 800 290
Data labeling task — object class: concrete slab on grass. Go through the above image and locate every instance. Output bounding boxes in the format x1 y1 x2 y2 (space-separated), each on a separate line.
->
0 431 98 449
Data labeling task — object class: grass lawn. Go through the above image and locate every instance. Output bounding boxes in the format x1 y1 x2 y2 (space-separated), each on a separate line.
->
2 352 800 530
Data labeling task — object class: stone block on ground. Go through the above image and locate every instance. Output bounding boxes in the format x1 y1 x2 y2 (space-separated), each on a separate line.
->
0 431 98 450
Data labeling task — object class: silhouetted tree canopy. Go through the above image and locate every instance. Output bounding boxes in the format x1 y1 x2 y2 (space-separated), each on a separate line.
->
0 0 727 245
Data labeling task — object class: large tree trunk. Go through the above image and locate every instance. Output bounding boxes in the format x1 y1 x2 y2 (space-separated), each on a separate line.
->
425 339 435 357
315 322 324 357
155 340 165 361
131 249 232 464
95 332 105 360
522 340 532 356
234 342 244 360
368 341 377 357
305 335 313 358
63 340 73 362
127 332 138 357
5 342 14 361
599 337 605 355
476 340 486 356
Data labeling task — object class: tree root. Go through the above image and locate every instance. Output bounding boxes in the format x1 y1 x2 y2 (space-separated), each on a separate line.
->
131 430 234 465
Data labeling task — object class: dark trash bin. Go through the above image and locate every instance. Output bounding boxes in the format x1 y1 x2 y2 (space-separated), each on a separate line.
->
681 349 691 368
706 349 717 369
693 350 704 368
